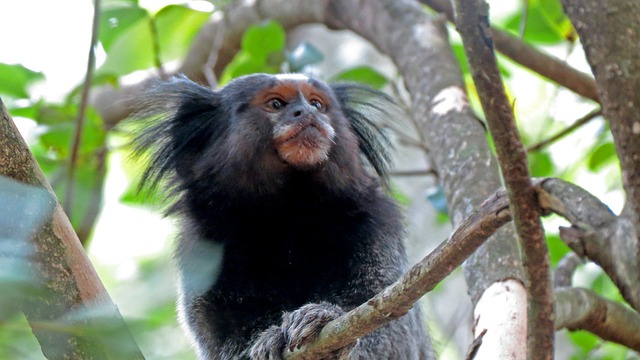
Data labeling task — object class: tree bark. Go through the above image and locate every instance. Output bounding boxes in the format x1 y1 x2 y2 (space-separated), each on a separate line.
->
0 99 144 360
561 0 640 245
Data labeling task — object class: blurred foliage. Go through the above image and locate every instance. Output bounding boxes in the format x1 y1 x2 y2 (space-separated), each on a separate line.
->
0 0 636 359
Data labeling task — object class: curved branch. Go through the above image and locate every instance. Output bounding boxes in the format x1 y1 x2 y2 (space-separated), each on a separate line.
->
539 178 640 311
561 1 640 240
555 287 640 352
452 0 553 356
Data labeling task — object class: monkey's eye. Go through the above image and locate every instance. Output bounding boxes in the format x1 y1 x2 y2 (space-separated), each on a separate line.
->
309 99 325 111
266 98 285 111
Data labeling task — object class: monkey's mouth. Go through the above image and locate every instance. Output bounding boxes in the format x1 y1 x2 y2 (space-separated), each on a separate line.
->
274 121 336 168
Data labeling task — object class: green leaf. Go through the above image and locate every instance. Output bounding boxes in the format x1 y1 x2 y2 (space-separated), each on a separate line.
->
538 0 575 41
66 73 119 104
99 5 148 52
241 20 286 60
220 20 287 84
97 16 155 77
591 272 624 302
546 233 570 266
568 330 599 354
54 162 105 234
33 105 106 159
528 151 554 177
0 63 44 99
286 42 324 72
155 5 211 62
587 142 617 172
332 66 389 90
504 3 565 44
451 44 470 76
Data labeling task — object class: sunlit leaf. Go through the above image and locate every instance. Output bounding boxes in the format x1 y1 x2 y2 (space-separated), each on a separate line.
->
587 142 617 172
332 66 388 90
97 16 155 76
591 272 624 302
241 20 286 60
155 4 211 61
99 4 148 52
528 151 554 177
0 63 44 99
568 330 599 354
504 3 565 44
220 20 286 84
546 233 570 266
538 0 576 41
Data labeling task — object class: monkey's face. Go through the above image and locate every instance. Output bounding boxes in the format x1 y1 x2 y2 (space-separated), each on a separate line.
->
251 74 337 169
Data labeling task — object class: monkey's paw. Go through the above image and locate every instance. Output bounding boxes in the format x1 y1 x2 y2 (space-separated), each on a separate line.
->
250 302 354 360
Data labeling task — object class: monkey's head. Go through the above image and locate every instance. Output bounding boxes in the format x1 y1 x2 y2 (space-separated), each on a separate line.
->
250 73 336 169
135 73 394 197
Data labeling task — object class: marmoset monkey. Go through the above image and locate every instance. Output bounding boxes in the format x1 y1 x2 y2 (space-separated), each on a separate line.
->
135 73 431 359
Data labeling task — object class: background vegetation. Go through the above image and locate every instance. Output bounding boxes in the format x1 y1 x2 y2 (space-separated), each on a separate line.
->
0 0 638 359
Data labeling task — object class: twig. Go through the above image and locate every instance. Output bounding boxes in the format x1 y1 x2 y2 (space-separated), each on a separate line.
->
388 169 436 177
452 0 554 358
149 16 167 78
203 13 227 88
527 108 602 152
64 0 101 217
518 0 528 39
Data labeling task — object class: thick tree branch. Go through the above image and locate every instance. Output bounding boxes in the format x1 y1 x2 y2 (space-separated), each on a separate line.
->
561 1 640 242
555 287 640 352
539 178 640 311
419 0 599 103
452 0 553 357
284 178 631 358
0 100 144 359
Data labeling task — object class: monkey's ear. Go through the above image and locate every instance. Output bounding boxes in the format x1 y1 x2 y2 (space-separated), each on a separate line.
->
131 75 227 194
330 83 395 180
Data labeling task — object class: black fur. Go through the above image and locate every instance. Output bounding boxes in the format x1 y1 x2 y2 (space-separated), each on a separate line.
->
134 74 431 359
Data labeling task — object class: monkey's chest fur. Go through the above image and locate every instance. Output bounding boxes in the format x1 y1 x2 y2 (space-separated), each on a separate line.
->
178 175 398 348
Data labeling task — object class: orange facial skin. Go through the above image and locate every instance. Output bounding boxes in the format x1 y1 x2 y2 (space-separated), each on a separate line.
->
252 78 336 169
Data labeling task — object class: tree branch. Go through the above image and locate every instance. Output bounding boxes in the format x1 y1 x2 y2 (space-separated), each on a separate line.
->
283 178 632 358
561 0 640 248
0 100 144 359
419 0 599 103
539 178 640 311
286 182 513 359
452 0 553 357
555 287 640 352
